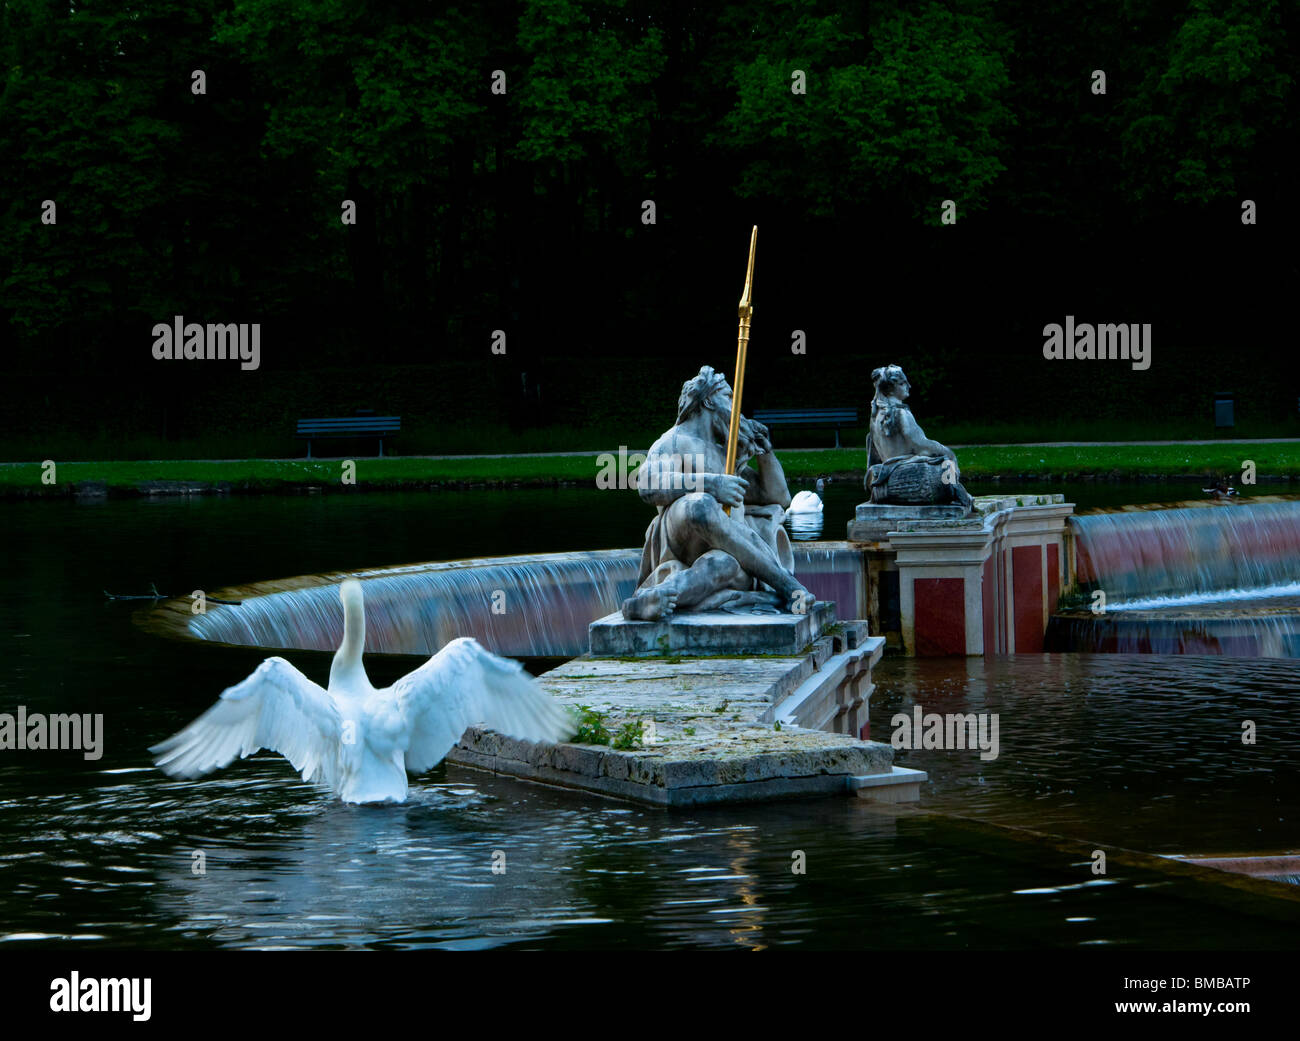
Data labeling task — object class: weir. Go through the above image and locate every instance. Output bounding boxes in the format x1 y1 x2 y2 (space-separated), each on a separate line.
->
1071 500 1300 602
150 496 1300 671
157 545 869 659
154 498 1077 661
1050 499 1300 658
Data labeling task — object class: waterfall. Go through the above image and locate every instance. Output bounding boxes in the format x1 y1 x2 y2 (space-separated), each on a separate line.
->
1071 501 1300 606
1051 500 1300 658
189 550 639 658
183 544 870 659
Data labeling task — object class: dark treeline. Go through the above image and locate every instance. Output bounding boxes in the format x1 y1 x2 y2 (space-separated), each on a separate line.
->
1 0 1296 457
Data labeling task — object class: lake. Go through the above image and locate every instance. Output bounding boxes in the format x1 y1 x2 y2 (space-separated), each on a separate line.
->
2 482 1297 948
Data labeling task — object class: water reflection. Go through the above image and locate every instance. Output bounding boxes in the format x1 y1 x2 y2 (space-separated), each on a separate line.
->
784 512 825 540
10 747 1295 950
874 654 1300 853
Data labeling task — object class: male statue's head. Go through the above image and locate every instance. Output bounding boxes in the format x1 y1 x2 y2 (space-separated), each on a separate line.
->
871 364 911 403
677 365 732 425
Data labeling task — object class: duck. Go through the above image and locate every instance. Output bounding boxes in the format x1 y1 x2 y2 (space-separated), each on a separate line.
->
151 579 573 804
787 477 825 514
1202 476 1237 500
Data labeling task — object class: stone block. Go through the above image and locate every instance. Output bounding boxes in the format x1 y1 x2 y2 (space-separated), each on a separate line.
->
589 600 835 657
848 503 975 542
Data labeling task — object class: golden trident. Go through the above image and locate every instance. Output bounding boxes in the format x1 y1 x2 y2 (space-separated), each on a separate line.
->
722 225 757 516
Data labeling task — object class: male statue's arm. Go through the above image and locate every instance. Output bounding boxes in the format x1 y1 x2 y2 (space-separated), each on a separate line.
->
744 447 792 508
636 446 748 509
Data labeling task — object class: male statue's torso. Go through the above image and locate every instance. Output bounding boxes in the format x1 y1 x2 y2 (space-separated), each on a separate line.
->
621 366 811 621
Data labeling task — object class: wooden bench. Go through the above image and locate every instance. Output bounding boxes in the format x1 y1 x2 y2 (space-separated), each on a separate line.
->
752 408 859 448
295 412 401 458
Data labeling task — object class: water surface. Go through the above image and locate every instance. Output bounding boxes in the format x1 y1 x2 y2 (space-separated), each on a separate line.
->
1 487 1297 948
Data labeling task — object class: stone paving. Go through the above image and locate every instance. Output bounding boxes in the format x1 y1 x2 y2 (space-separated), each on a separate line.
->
447 630 924 806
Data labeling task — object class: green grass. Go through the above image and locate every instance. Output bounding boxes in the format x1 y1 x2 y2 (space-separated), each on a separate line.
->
780 442 1300 480
2 441 1298 496
0 421 666 464
0 455 603 492
8 413 1297 465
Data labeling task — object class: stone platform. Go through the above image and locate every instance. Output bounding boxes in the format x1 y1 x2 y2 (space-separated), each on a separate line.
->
847 503 973 542
446 620 926 807
588 600 836 657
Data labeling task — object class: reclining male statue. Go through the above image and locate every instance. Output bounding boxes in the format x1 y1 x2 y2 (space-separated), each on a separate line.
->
866 364 974 512
621 365 812 621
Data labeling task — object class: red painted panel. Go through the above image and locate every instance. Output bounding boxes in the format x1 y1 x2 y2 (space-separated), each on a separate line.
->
1013 545 1044 653
1047 543 1060 614
999 549 1007 653
982 557 995 655
914 577 967 656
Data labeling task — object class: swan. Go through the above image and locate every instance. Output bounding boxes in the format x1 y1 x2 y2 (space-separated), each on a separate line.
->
787 478 825 514
150 579 573 804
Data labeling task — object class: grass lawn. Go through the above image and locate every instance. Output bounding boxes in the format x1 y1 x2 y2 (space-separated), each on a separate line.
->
781 442 1300 480
1 442 1297 496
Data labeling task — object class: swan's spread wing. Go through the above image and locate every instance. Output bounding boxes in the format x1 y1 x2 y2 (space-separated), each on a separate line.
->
392 638 574 774
151 657 343 786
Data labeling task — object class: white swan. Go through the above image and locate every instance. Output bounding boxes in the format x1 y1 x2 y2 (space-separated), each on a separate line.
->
788 479 825 514
151 579 573 804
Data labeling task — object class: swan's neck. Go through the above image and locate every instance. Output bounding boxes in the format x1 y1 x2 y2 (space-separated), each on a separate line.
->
330 591 370 691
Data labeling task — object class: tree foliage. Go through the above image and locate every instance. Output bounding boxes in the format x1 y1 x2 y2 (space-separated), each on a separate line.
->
0 0 1292 417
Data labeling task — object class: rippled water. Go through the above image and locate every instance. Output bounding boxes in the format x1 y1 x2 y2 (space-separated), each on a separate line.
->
874 655 1300 853
2 486 1297 948
10 767 1297 951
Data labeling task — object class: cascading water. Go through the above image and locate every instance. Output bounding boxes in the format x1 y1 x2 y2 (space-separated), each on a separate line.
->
173 544 870 659
186 550 639 658
1049 500 1300 657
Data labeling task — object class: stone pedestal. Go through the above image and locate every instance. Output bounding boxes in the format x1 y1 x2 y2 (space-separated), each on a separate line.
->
847 503 973 542
847 494 1075 656
589 600 836 658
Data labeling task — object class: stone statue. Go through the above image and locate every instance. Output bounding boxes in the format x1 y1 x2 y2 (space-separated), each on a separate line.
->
621 366 812 621
867 364 974 512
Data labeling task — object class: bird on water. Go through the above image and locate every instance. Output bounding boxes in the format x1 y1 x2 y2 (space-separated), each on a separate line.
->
151 579 573 804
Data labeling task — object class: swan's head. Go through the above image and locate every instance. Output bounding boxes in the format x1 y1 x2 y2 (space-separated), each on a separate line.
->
340 579 365 614
331 579 369 685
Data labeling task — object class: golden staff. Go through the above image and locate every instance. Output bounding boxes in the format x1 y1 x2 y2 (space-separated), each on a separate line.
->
722 225 757 516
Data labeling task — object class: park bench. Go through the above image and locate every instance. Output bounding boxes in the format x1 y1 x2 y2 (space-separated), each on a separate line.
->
295 411 401 458
752 407 859 448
